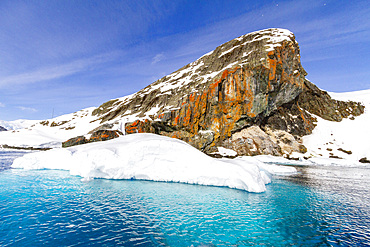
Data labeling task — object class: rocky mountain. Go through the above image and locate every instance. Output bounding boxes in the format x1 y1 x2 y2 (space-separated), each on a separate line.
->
7 28 363 157
74 28 362 156
0 126 7 131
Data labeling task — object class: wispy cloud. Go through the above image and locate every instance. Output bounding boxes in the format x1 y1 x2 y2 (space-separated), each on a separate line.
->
0 52 118 88
0 102 5 107
151 53 165 65
17 106 38 112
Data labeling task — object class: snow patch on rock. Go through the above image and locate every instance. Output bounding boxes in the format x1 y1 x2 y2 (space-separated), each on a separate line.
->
217 147 237 157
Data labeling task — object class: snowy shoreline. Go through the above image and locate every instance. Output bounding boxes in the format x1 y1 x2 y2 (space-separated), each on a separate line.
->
11 133 297 193
9 131 370 193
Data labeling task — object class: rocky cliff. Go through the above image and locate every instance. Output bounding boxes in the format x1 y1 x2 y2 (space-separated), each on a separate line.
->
64 28 364 157
0 126 7 131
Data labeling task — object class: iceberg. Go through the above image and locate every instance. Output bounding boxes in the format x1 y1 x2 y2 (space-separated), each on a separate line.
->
11 133 296 193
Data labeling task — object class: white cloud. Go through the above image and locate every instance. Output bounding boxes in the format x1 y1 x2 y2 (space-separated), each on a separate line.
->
0 102 5 107
151 53 165 65
17 106 38 112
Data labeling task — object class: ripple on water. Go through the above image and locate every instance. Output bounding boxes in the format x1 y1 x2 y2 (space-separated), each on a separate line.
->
1 156 370 246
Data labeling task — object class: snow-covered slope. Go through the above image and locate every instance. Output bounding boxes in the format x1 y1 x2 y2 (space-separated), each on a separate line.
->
12 133 296 193
0 119 40 131
0 108 101 148
302 89 370 163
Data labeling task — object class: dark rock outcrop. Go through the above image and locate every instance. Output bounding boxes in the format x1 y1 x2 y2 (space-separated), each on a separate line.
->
0 126 7 131
62 130 122 148
0 144 51 151
359 157 370 163
261 79 365 136
262 95 317 137
62 136 87 148
297 80 364 122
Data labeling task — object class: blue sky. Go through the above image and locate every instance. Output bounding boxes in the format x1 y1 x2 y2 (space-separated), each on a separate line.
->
0 0 369 121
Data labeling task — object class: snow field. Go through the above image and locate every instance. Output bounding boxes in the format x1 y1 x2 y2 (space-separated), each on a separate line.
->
0 107 100 148
303 89 370 162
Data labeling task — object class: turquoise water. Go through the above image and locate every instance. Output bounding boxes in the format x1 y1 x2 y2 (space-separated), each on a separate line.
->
1 150 370 246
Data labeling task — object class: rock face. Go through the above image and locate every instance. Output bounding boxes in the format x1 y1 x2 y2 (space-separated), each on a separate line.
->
0 126 7 131
63 28 365 156
297 80 364 121
93 29 307 151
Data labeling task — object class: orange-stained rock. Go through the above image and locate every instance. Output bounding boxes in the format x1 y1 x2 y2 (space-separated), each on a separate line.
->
66 28 364 155
97 29 321 154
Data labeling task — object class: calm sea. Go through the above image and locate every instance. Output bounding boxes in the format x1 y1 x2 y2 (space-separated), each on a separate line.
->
1 149 369 246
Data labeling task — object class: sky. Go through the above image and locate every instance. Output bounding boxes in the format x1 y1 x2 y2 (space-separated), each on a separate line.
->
0 0 369 121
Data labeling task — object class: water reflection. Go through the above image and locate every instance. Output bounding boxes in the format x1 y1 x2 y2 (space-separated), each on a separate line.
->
280 165 370 245
283 165 370 202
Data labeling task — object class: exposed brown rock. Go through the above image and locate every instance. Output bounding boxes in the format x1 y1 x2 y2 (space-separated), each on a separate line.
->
337 148 352 155
62 130 122 148
62 136 87 148
359 157 370 163
89 130 122 143
50 121 69 127
230 126 281 156
329 155 342 159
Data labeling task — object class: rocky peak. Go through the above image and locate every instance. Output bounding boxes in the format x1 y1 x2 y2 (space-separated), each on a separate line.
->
93 28 306 124
62 28 364 157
